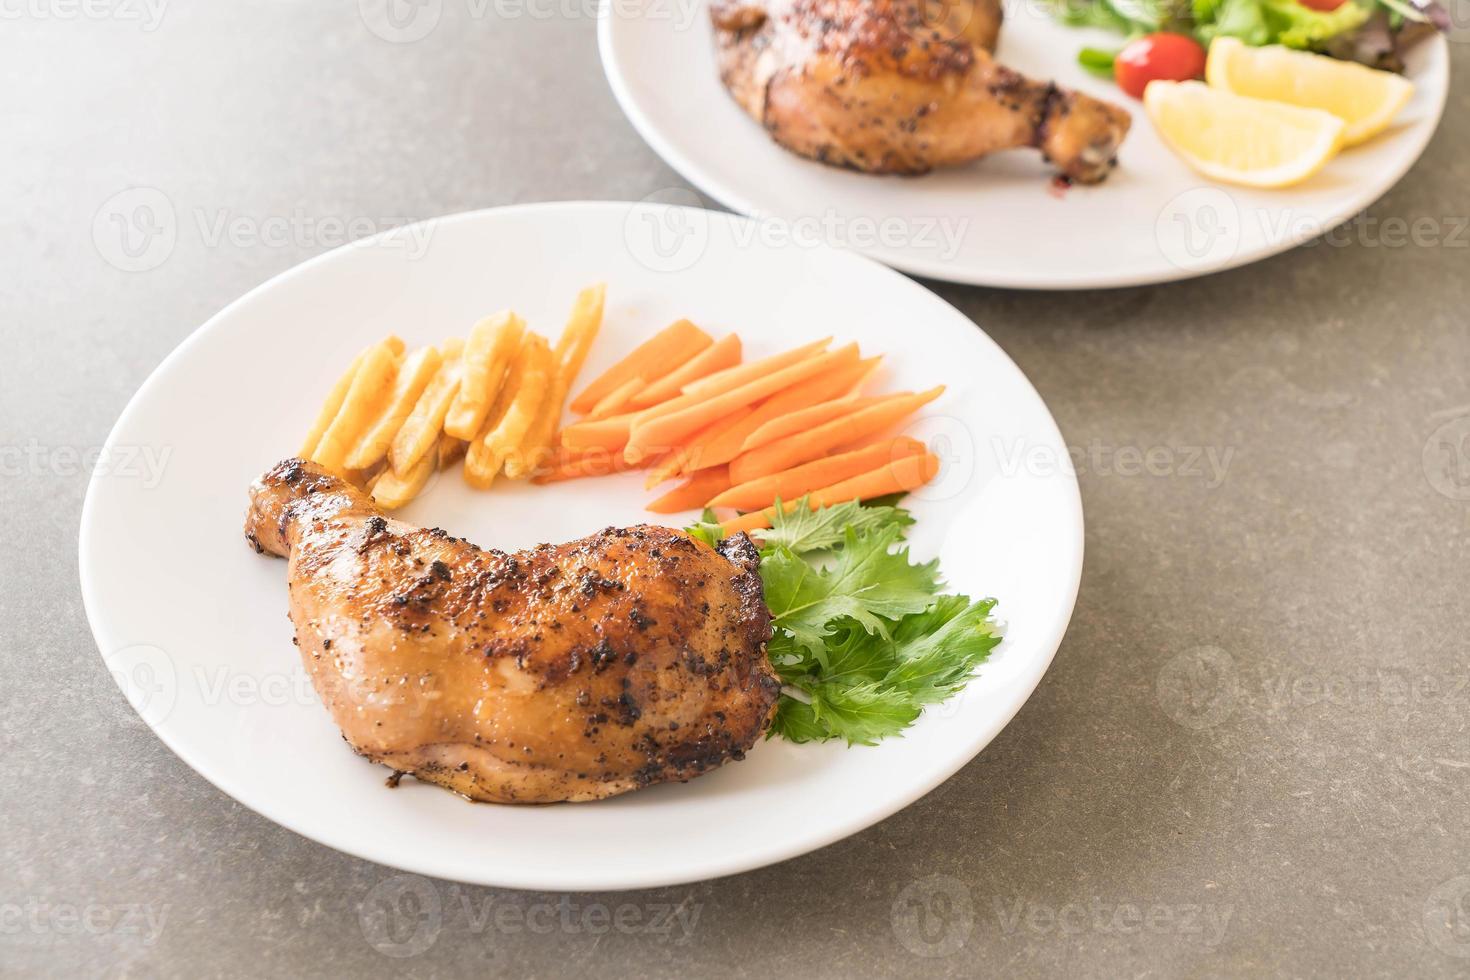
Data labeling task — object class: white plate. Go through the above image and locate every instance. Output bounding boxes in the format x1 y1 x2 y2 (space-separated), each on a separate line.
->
79 202 1082 890
599 1 1449 289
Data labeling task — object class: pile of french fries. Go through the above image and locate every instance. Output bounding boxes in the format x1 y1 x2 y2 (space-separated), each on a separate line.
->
550 321 947 533
299 284 604 509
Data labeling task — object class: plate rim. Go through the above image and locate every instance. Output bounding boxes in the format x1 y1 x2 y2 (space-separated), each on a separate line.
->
78 201 1085 890
596 4 1451 290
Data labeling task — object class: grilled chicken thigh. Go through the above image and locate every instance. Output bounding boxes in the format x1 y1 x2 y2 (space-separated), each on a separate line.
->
245 459 780 803
712 0 1131 183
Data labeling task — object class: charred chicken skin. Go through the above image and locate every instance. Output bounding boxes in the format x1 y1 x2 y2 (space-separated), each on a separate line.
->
244 459 781 804
712 0 1131 183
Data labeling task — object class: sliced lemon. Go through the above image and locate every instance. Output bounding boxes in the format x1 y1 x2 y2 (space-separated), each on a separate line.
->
1145 80 1345 188
1205 37 1413 146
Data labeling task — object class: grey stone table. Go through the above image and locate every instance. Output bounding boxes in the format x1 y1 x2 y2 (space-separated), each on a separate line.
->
4 4 1467 977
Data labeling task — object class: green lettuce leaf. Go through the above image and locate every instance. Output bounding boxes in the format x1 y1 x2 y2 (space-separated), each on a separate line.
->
759 497 913 556
762 526 940 656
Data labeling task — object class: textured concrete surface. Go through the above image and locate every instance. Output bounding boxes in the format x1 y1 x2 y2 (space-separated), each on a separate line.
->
3 3 1468 977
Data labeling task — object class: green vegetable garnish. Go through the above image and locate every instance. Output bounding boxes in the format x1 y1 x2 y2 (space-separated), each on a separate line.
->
690 499 1002 745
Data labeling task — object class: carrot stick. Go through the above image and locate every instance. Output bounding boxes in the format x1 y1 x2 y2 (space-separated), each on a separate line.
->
681 337 831 400
720 452 941 533
559 412 635 452
587 376 646 420
646 466 732 514
620 336 834 440
643 407 754 489
808 451 941 503
709 436 926 510
630 334 742 409
625 343 860 463
728 386 945 485
739 393 886 455
721 510 779 535
695 355 882 469
569 319 712 415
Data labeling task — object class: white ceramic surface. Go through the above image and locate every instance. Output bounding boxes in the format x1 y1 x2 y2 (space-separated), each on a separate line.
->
599 1 1450 289
79 202 1083 890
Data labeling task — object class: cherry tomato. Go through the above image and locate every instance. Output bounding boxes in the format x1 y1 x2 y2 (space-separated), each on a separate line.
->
1297 0 1348 10
1113 33 1207 100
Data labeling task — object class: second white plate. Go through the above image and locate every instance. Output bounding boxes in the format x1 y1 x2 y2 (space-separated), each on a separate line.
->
599 1 1449 289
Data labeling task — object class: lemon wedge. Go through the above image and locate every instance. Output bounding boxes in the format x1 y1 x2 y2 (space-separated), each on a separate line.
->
1145 80 1345 188
1205 37 1413 146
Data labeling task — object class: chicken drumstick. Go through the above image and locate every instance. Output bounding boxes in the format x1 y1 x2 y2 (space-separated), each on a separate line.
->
245 459 781 803
713 0 1131 183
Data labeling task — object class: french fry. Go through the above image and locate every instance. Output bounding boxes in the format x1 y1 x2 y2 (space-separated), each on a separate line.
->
506 285 605 480
463 335 534 489
388 346 464 476
311 340 400 473
301 348 367 457
553 284 605 378
485 334 554 477
370 443 437 510
569 318 710 415
345 345 444 470
444 311 525 440
437 432 466 469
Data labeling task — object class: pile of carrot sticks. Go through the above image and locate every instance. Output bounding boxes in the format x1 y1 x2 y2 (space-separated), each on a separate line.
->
536 319 943 533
